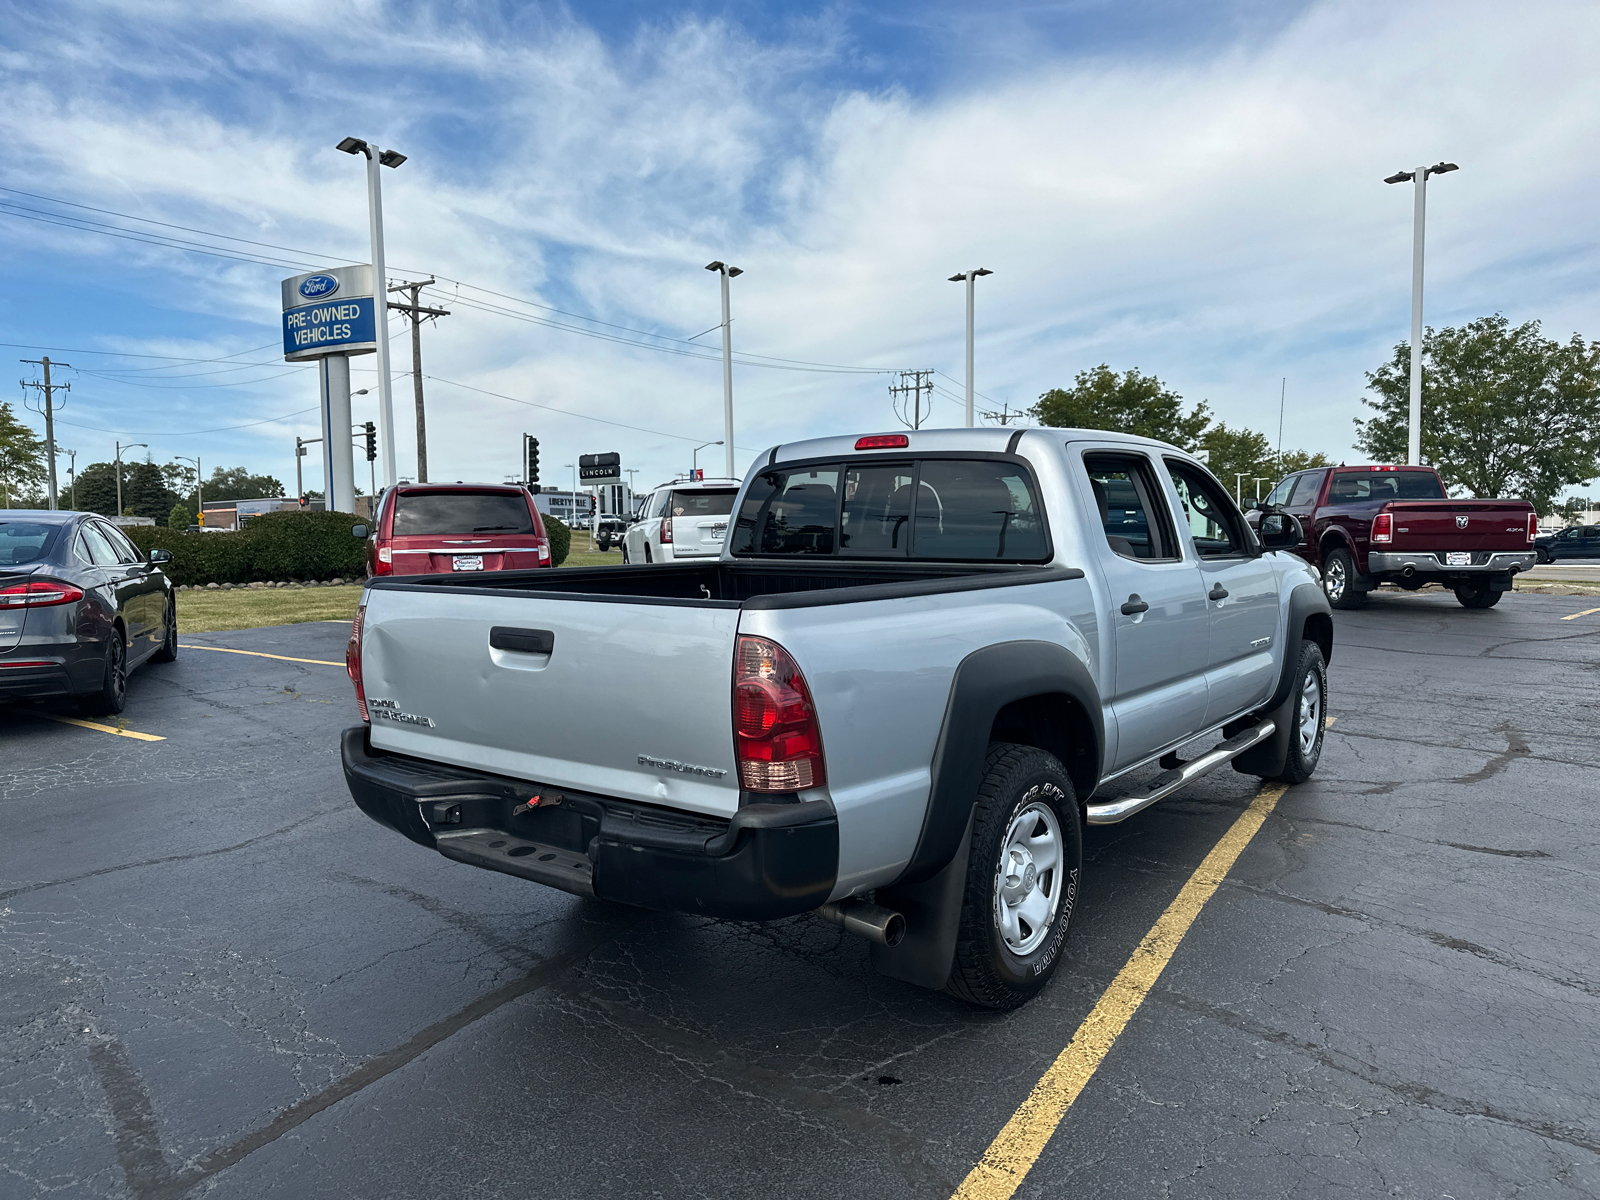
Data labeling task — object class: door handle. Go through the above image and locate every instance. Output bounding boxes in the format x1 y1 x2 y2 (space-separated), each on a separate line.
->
489 626 555 654
1209 583 1229 601
1120 594 1149 616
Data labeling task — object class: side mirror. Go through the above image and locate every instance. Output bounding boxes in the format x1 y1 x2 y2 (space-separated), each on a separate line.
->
148 548 173 564
351 524 369 539
1258 512 1303 551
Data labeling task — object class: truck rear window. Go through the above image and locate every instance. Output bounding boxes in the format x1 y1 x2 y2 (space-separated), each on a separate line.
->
1327 471 1444 501
730 459 1048 561
391 492 535 536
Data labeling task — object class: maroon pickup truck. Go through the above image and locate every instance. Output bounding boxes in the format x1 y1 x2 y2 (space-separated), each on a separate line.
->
1248 465 1537 610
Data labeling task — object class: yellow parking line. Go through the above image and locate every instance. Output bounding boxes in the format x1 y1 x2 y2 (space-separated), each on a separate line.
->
1326 715 1336 728
22 711 165 742
1560 606 1600 622
179 644 343 667
951 783 1287 1200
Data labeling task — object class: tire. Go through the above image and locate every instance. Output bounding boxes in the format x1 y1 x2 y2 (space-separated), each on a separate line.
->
945 744 1083 1011
1272 639 1327 785
1454 585 1502 609
643 544 653 564
79 627 128 716
1322 547 1366 610
1535 547 1551 565
621 544 631 564
151 598 178 663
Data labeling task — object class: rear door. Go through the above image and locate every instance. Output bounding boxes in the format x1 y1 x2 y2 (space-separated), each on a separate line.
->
1163 460 1279 726
1080 449 1211 770
669 488 738 556
388 489 547 574
359 584 743 818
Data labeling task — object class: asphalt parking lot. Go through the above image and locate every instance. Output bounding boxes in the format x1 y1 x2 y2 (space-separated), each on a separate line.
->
3 590 1598 1200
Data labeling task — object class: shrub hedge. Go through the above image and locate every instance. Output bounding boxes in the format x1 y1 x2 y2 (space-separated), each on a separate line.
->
124 511 368 586
543 514 571 568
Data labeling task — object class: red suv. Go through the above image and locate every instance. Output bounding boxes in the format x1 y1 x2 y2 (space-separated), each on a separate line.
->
367 483 553 577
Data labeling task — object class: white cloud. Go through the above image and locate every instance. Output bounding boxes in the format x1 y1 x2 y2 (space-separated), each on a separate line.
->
2 0 1598 494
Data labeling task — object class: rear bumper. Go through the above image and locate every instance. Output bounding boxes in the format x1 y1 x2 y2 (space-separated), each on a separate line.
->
340 727 837 920
0 657 75 699
1368 551 1534 578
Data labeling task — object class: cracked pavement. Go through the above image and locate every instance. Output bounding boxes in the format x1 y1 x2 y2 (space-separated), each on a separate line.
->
1 591 1597 1198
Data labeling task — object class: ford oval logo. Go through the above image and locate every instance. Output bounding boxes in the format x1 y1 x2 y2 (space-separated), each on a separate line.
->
298 274 339 300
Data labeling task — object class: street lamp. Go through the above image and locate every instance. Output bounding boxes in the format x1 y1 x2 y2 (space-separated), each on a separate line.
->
693 440 723 475
947 268 993 427
114 441 146 518
1384 161 1458 466
175 455 202 522
704 261 742 480
337 136 406 490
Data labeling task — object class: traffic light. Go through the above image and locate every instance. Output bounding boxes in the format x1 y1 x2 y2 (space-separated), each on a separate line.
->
525 435 541 494
363 422 377 462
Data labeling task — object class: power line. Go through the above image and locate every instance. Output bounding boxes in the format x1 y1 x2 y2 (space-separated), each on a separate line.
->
48 406 320 437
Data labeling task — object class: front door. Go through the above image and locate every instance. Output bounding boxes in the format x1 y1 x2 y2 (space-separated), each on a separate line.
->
1163 461 1280 726
1081 450 1211 771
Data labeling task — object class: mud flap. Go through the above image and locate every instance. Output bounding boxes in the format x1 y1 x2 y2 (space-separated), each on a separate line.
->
869 814 973 991
1230 690 1294 778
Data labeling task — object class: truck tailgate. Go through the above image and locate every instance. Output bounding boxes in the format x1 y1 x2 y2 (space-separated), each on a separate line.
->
1388 502 1532 553
359 584 743 817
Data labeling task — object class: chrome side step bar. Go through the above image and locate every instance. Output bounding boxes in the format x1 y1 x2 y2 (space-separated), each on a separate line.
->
1085 719 1277 826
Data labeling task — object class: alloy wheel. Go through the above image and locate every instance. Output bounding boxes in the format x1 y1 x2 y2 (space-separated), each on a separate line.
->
1298 666 1322 756
993 801 1064 956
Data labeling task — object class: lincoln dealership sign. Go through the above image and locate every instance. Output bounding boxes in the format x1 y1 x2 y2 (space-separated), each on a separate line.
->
281 265 378 361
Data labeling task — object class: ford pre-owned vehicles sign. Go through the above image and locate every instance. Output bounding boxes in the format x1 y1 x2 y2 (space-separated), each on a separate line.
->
280 265 378 361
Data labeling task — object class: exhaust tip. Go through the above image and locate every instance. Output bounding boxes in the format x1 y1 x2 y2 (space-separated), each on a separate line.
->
818 900 906 947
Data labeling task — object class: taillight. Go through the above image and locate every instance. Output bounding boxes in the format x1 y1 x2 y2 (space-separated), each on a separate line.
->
374 544 393 575
1371 512 1392 544
0 579 85 607
733 635 825 792
1527 512 1538 544
661 516 673 544
347 603 369 722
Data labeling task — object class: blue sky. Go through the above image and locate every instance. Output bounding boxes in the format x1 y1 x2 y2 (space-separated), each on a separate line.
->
2 0 1597 498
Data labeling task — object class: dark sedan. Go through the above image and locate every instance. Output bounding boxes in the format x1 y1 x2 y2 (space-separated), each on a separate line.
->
0 511 177 715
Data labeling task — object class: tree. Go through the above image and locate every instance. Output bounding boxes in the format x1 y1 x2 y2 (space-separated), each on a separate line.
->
205 465 286 502
0 402 46 507
1354 314 1600 511
168 502 193 530
72 462 120 516
123 460 179 520
1033 365 1212 449
1277 449 1334 476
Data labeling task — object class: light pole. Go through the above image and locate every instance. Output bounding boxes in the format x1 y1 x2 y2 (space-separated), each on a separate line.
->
947 268 993 427
114 441 146 518
1384 161 1458 466
336 136 407 490
175 455 202 522
1235 473 1249 506
704 261 742 480
64 448 76 509
693 440 723 476
1253 477 1271 502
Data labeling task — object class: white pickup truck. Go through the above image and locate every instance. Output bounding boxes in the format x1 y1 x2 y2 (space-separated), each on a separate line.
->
343 428 1332 1010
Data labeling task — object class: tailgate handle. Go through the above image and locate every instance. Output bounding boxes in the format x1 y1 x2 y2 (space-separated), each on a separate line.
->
490 626 555 655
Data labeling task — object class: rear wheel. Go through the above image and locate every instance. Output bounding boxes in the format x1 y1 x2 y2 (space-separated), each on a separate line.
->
1322 547 1366 609
621 543 631 564
79 628 128 716
1535 547 1551 565
945 744 1082 1011
643 544 653 564
1455 584 1502 609
151 599 178 663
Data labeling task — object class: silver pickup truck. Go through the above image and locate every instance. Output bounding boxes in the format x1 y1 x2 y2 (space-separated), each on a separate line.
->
342 428 1332 1010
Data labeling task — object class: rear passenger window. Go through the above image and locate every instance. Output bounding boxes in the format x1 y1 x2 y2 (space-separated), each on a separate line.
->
910 461 1046 560
1083 454 1175 561
840 464 916 556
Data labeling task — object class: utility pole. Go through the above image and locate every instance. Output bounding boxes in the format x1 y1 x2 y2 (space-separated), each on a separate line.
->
19 356 69 509
889 369 934 429
1384 161 1458 465
387 278 449 483
947 268 993 427
704 261 742 480
114 441 146 518
981 402 1025 426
